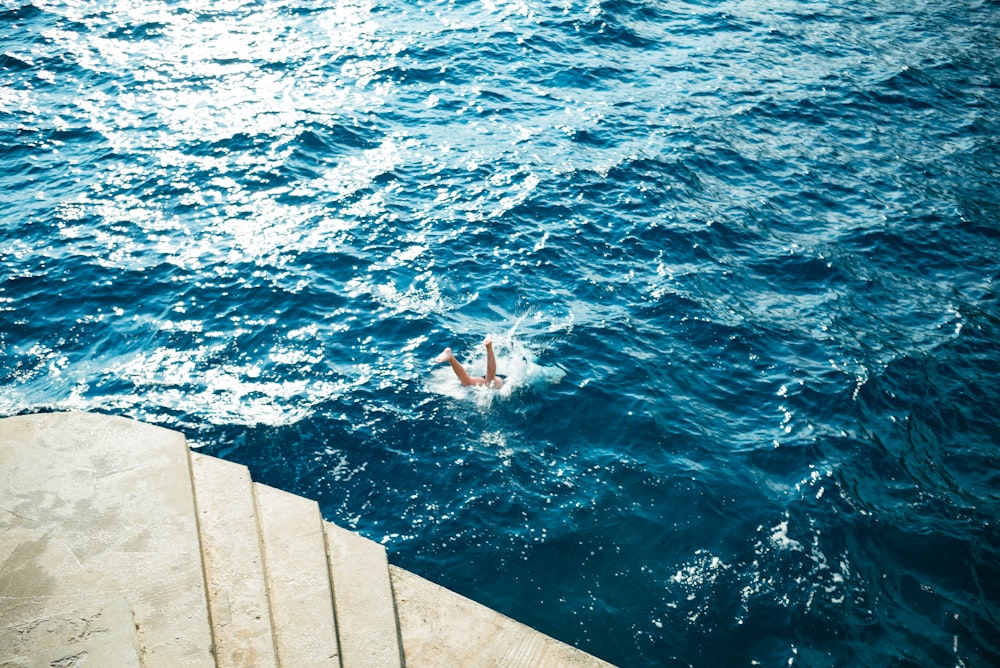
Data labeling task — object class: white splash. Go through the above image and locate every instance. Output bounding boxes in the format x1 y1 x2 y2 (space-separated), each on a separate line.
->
425 326 566 406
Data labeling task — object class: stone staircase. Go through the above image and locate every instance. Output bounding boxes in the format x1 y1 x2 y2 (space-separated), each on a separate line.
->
0 411 614 667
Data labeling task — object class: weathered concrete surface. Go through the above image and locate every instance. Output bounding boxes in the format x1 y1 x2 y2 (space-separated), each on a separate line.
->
191 453 278 668
390 566 616 668
0 412 214 667
1 411 618 668
254 483 340 666
0 597 141 668
325 521 402 668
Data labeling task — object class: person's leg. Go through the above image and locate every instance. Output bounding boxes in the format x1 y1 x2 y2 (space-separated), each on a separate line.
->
484 335 502 388
436 347 482 386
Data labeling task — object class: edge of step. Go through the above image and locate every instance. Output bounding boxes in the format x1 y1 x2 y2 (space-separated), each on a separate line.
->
324 520 403 668
390 565 616 668
190 452 278 668
254 483 341 667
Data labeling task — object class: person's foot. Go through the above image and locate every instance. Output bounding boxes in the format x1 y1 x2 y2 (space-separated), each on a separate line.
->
483 335 493 348
436 348 454 363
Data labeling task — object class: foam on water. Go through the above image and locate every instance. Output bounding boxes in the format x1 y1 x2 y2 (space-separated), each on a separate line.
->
426 328 567 406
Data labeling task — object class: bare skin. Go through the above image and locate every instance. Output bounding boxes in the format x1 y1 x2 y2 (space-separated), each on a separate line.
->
436 335 503 389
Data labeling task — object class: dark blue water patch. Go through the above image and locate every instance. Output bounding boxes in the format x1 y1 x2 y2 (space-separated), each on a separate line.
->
841 518 999 666
0 3 70 55
0 128 112 205
0 2 41 25
818 342 1000 665
572 6 692 51
0 51 38 73
858 347 1000 499
104 21 170 42
840 220 983 289
746 252 854 300
536 61 634 95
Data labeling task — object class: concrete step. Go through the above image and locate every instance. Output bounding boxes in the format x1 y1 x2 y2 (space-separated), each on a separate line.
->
190 452 278 668
0 597 142 668
0 411 214 667
254 483 340 666
2 411 617 668
390 565 615 668
324 521 403 668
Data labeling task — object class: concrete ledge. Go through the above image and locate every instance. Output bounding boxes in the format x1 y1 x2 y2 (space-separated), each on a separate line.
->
254 484 340 666
390 566 615 668
191 453 278 668
325 521 403 668
1 412 617 668
0 412 213 667
0 597 141 668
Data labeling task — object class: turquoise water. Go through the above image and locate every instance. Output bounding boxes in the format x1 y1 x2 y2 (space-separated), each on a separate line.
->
3 0 999 665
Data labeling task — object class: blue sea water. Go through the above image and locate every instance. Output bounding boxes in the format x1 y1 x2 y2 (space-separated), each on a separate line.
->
3 0 1000 665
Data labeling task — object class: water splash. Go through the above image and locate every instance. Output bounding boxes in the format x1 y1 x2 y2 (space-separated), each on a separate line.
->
425 325 566 407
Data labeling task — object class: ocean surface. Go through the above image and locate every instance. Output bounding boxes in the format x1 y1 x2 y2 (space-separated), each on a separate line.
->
3 0 999 665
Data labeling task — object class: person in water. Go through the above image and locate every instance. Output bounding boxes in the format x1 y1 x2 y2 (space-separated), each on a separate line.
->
436 335 503 388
